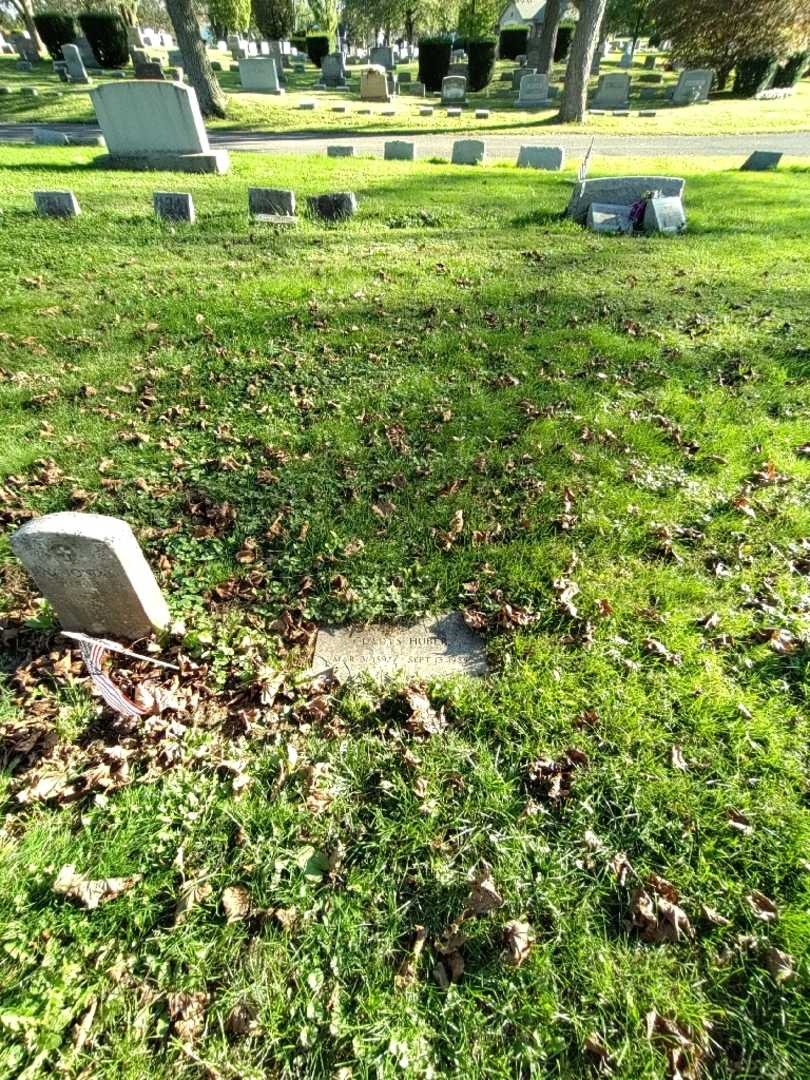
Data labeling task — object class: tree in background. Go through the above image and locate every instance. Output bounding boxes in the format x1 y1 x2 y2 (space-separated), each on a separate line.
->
341 0 458 44
307 0 338 39
558 0 608 121
604 0 653 52
534 0 560 72
208 0 251 36
5 0 45 55
457 0 499 40
166 0 227 115
252 0 295 38
650 0 810 89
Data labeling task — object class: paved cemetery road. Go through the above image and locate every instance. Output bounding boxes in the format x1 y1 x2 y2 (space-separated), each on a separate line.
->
2 122 810 159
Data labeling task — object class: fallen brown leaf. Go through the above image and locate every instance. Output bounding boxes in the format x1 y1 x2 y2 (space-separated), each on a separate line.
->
222 885 251 923
764 946 794 983
501 919 534 966
746 890 778 922
53 864 142 910
468 863 504 916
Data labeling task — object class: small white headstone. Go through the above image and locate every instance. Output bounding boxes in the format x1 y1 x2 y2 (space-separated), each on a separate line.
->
643 196 686 235
441 75 466 104
11 512 170 639
516 145 565 170
451 139 486 165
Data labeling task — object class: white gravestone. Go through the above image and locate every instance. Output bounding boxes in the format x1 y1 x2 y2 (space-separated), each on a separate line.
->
451 139 486 165
516 145 565 170
62 43 92 85
11 512 170 639
238 57 284 93
441 75 466 104
643 196 686 235
592 72 630 109
90 82 230 174
313 613 488 683
516 72 550 108
360 65 390 102
384 139 415 161
672 69 713 105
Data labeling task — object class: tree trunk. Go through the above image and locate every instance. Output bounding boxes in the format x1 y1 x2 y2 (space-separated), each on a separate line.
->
557 0 607 123
591 11 608 76
10 0 44 56
165 0 227 118
535 0 561 73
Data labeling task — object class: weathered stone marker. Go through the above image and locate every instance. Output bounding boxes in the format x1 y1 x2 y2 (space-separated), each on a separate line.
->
11 512 170 639
451 139 486 165
643 196 686 235
740 150 783 171
154 191 195 222
248 187 296 222
327 144 354 157
384 139 415 161
672 68 713 105
360 65 390 102
238 56 284 93
517 145 565 170
441 75 466 105
592 72 630 109
516 73 551 108
62 43 92 84
34 190 81 218
307 192 357 220
566 175 685 222
586 202 634 234
313 612 488 683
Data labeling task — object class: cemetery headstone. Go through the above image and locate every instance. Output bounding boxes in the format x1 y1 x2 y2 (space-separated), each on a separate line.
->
672 68 713 105
34 128 68 145
644 54 656 69
447 107 462 117
740 150 783 171
384 139 415 161
398 71 411 83
10 512 170 639
516 145 565 170
441 75 466 104
419 106 434 115
307 192 357 221
567 175 686 222
154 191 195 222
619 43 633 69
369 45 394 71
475 109 490 118
12 31 38 63
410 81 426 96
90 82 230 173
592 72 630 109
516 72 550 108
33 190 81 217
643 195 686 235
451 139 486 165
299 99 317 109
61 42 92 84
134 61 165 80
327 145 354 157
448 62 468 79
16 60 33 72
587 202 633 234
20 87 39 96
249 187 296 221
360 65 390 102
321 52 347 88
313 612 488 683
512 65 535 91
238 57 284 93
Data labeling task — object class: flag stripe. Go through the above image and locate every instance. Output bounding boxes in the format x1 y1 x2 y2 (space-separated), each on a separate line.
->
78 639 150 717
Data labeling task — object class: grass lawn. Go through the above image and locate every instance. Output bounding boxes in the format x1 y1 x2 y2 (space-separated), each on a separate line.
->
1 146 809 1079
1 52 810 137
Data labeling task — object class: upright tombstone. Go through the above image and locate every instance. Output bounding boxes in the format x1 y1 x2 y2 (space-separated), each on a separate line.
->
384 139 415 161
592 72 630 109
327 144 354 157
516 145 565 170
525 44 543 72
308 192 357 221
265 40 284 81
360 64 390 102
448 62 468 79
672 68 713 105
73 35 97 68
154 191 195 222
10 512 170 639
587 202 633 234
642 196 686 235
238 57 284 93
61 43 92 84
451 139 486 165
249 187 296 221
90 82 230 173
34 190 81 218
512 65 535 91
516 72 550 108
441 75 466 105
12 31 38 63
321 52 347 88
619 43 633 69
134 61 165 80
369 45 394 71
740 150 783 171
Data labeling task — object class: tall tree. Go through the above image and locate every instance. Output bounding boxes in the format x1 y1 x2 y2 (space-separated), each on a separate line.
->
208 0 251 36
534 0 561 72
252 0 295 38
558 0 608 122
605 0 653 50
6 0 44 56
457 0 499 39
165 0 228 117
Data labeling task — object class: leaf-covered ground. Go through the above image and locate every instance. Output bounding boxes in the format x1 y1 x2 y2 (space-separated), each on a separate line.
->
0 147 809 1079
2 53 810 137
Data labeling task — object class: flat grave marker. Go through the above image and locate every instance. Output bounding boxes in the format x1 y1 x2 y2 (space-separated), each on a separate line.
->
34 190 81 217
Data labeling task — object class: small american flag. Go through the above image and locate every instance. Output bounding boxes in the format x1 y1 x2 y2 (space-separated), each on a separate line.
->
578 137 595 182
64 632 179 719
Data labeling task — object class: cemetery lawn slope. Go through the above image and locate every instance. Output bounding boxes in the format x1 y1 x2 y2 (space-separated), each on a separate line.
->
0 147 809 1079
1 55 810 137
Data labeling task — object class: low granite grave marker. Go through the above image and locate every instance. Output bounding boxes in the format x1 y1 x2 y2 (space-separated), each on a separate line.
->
327 144 354 157
441 75 466 104
592 72 630 109
451 138 485 165
238 57 284 93
308 192 357 221
740 150 782 171
34 190 81 217
516 145 565 170
249 187 296 222
384 139 415 161
672 68 713 105
313 612 488 682
154 191 195 222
